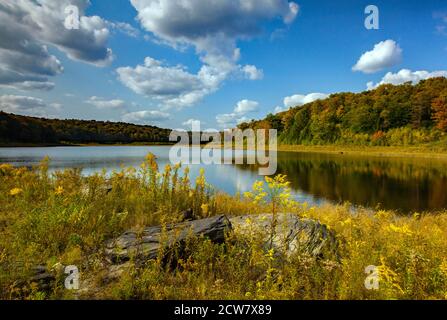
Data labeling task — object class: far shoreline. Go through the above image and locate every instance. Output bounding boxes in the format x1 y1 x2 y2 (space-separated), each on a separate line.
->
2 142 447 161
276 144 447 161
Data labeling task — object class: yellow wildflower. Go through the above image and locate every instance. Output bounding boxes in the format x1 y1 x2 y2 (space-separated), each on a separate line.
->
9 188 23 196
0 164 14 174
201 203 209 215
387 223 413 236
55 186 64 195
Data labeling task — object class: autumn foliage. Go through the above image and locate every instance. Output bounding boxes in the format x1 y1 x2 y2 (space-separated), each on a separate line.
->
240 77 447 146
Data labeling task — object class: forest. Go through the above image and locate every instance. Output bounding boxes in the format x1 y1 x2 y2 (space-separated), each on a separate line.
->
0 112 171 145
239 77 447 146
2 77 447 147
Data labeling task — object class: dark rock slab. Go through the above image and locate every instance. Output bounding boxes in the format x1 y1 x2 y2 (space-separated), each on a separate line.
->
105 215 232 263
30 266 56 291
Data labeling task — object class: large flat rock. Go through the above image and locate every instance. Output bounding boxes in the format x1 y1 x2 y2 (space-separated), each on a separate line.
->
229 213 339 259
105 215 232 263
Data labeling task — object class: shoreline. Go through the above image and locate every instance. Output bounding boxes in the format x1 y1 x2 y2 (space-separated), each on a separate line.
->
2 142 447 161
276 144 447 160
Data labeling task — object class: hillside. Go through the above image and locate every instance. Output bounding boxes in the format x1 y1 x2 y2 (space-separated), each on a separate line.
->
239 77 447 146
0 112 171 145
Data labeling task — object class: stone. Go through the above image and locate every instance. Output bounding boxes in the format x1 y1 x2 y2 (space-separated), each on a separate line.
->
229 213 339 260
28 266 56 291
105 215 232 263
80 213 339 297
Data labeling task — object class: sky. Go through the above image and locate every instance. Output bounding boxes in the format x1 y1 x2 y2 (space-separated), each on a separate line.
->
0 0 446 130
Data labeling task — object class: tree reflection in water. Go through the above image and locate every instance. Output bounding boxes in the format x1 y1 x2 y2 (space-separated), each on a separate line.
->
237 152 447 214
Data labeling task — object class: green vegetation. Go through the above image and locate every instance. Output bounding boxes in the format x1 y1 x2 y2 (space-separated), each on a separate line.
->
0 112 171 145
240 77 447 147
1 157 447 300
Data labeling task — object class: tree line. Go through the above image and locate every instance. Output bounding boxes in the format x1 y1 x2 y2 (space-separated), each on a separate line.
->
239 77 447 146
0 112 172 145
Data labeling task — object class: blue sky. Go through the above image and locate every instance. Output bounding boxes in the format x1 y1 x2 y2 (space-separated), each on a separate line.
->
0 0 446 129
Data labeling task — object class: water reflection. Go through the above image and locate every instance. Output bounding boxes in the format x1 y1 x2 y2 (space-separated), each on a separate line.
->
238 152 447 213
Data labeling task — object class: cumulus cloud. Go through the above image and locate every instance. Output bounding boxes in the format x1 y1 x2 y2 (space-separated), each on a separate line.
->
130 0 298 43
274 106 288 114
122 110 170 124
216 99 259 128
85 96 126 110
367 69 447 89
242 65 264 80
284 2 300 24
283 93 329 108
234 99 260 114
117 57 210 109
0 0 115 91
271 93 328 114
123 0 298 108
0 95 61 117
182 118 208 129
352 40 402 74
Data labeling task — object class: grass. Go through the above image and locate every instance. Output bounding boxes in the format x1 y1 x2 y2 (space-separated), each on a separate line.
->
0 155 446 300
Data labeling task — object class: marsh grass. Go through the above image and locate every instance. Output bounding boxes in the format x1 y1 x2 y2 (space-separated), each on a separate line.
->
0 155 446 300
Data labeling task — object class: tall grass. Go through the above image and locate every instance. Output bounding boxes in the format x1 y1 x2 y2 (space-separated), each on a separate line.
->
0 155 446 300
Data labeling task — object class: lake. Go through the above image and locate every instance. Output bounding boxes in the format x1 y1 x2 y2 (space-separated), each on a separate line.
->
1 146 447 213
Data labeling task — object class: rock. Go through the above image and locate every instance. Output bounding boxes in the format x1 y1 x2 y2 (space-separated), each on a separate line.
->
79 214 339 297
105 213 338 264
105 215 232 263
28 266 56 291
229 213 339 260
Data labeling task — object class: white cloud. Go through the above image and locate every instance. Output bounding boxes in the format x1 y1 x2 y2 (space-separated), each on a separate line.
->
85 96 126 110
216 113 242 128
130 0 299 44
352 40 402 74
242 65 264 80
124 0 298 108
283 93 329 108
274 106 288 114
0 95 61 117
108 21 140 38
284 2 300 24
367 69 447 89
117 57 210 109
216 99 259 128
182 118 207 129
0 0 119 91
234 100 260 114
183 119 195 126
122 110 170 124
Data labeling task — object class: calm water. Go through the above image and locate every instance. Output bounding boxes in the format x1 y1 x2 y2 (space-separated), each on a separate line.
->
1 146 447 213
